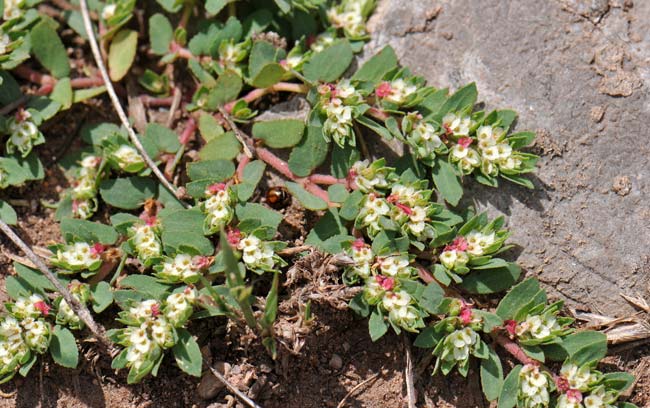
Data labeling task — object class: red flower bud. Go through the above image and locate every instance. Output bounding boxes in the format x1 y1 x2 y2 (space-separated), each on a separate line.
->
395 203 412 215
351 239 366 250
504 319 517 336
34 301 50 316
376 82 392 98
91 243 106 256
458 137 473 148
555 376 570 393
566 389 583 402
227 228 242 247
375 275 395 291
206 183 227 195
151 303 161 317
460 306 473 325
452 236 468 252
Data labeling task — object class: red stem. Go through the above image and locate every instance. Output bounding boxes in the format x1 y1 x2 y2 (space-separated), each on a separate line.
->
256 147 296 180
235 154 250 181
140 95 174 107
493 333 537 366
179 117 197 145
70 76 105 88
224 82 309 113
367 107 390 122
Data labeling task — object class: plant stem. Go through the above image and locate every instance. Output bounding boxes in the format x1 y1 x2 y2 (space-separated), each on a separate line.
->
0 219 116 353
140 95 174 107
367 106 391 122
224 82 309 113
493 333 537 366
308 174 346 185
79 0 189 208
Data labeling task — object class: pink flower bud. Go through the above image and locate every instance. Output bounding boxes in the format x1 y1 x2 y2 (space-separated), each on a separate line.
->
375 275 395 291
452 236 468 252
460 306 473 325
566 389 583 402
91 243 106 256
206 183 227 196
227 228 242 247
34 301 50 316
351 239 366 250
457 137 473 148
504 319 517 336
375 82 392 98
151 303 161 317
555 376 570 393
192 256 211 270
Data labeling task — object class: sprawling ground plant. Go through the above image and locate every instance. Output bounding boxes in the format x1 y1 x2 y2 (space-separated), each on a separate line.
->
0 0 638 407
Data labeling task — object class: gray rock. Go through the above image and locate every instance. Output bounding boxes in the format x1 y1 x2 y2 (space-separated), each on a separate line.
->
197 362 232 400
364 0 650 316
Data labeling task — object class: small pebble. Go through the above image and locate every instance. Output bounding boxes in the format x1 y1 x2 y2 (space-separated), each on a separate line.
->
329 354 343 370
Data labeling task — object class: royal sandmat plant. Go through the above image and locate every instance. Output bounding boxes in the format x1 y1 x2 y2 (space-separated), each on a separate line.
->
0 0 639 407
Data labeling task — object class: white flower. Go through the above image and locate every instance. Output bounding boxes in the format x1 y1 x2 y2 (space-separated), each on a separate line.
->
7 118 39 156
362 194 390 225
482 145 500 161
73 198 96 219
465 231 496 256
516 314 561 340
72 176 96 199
0 34 11 55
560 363 597 391
442 113 472 137
3 0 25 20
21 318 50 352
149 318 173 347
519 364 551 408
352 161 390 192
55 242 100 270
285 55 303 69
379 255 411 278
382 290 411 311
237 235 276 271
389 305 418 328
363 278 385 303
129 300 160 321
131 225 162 261
112 145 144 171
383 79 417 105
336 80 358 100
0 317 23 345
101 3 117 20
445 328 479 361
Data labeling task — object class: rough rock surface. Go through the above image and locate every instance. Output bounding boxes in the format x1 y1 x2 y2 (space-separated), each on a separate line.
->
364 0 649 316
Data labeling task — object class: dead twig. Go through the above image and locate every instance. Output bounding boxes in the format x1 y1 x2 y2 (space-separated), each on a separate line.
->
208 365 263 408
336 373 380 408
218 107 254 158
0 220 116 354
403 335 416 408
78 0 188 208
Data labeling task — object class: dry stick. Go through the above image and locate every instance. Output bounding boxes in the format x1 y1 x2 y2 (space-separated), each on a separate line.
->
0 95 29 116
336 373 380 408
403 335 416 408
0 220 115 353
78 0 188 208
218 107 254 158
208 365 263 408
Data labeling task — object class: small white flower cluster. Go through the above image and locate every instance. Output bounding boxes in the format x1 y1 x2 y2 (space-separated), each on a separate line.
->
6 113 40 157
129 224 162 265
101 3 117 20
382 290 419 329
219 39 249 69
52 242 102 272
201 184 234 235
560 363 598 392
518 364 551 408
346 239 374 279
442 112 472 137
582 386 618 408
111 145 145 173
71 155 101 219
358 193 390 236
3 0 25 21
350 159 391 193
476 125 520 175
404 115 443 163
155 254 205 284
439 231 496 273
120 290 196 371
516 313 561 340
0 295 52 378
439 327 480 364
323 98 354 148
327 0 371 38
237 234 277 273
56 282 90 330
378 79 418 106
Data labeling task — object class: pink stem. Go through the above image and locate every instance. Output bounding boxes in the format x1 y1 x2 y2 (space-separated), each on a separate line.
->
224 82 309 113
235 154 250 181
304 182 337 206
140 95 175 107
256 147 296 180
179 117 197 145
494 334 537 366
309 174 346 185
367 107 390 122
13 65 55 86
70 76 105 88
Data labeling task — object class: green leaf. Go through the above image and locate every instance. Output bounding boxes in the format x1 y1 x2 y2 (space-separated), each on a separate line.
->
199 132 241 161
159 207 214 255
436 83 478 120
460 262 521 294
73 86 107 103
480 346 504 401
119 275 172 299
197 114 224 142
303 40 354 82
496 278 542 320
601 372 635 393
251 62 285 88
91 282 113 313
431 160 463 206
351 45 398 83
187 159 235 182
18 352 36 377
205 0 228 15
31 20 70 78
49 326 79 368
14 262 60 296
51 78 73 110
521 344 545 362
355 115 393 140
349 292 369 318
543 331 607 363
233 160 265 201
473 310 504 333
149 14 173 55
263 272 279 327
100 177 158 209
253 119 305 149
60 219 118 245
284 181 328 210
568 331 607 366
145 123 182 155
305 209 352 254
0 71 22 105
327 184 349 203
417 88 449 119
340 190 363 221
172 328 202 377
288 125 329 177
497 365 521 408
108 29 138 81
0 200 17 225
208 71 243 108
501 173 534 189
369 308 388 342
508 131 536 149
235 203 282 238
419 282 444 314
